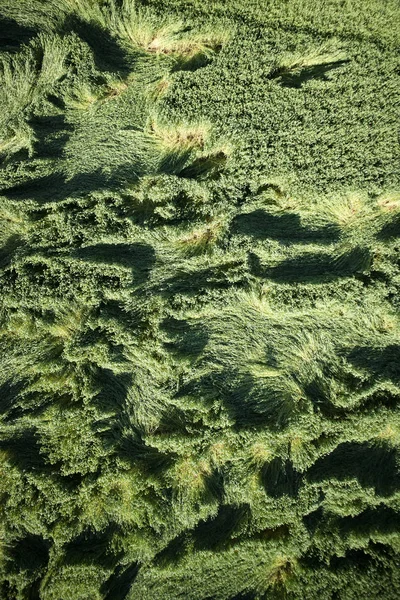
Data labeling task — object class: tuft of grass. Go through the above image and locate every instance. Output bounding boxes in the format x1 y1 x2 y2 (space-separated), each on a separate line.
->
172 456 212 499
268 555 299 587
254 554 300 597
115 9 184 54
208 441 231 467
0 202 30 242
146 115 232 179
0 33 69 159
65 72 134 111
111 3 230 63
315 191 375 233
103 78 129 99
60 0 110 28
377 191 400 212
0 311 35 341
146 28 228 58
146 75 172 101
328 193 366 226
47 306 88 341
247 362 282 379
64 83 101 109
147 115 211 153
249 442 273 468
0 33 68 110
174 216 227 255
374 424 400 446
0 127 35 159
270 42 347 79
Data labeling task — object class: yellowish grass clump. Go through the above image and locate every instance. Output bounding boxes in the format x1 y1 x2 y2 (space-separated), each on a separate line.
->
62 0 108 27
104 79 129 98
371 312 399 334
0 204 30 240
65 76 132 109
274 43 346 75
255 554 299 596
47 307 87 341
290 436 304 454
0 130 34 159
290 435 312 467
114 9 183 53
239 288 274 317
135 21 186 55
248 362 282 379
320 192 370 228
249 442 273 468
268 555 299 587
115 6 230 59
26 368 78 397
173 456 212 498
208 441 231 467
64 84 100 110
176 217 226 254
0 312 35 340
61 1 231 63
375 424 400 445
147 76 172 101
148 116 211 152
285 331 323 366
146 116 232 180
76 476 135 531
377 191 400 212
146 29 228 58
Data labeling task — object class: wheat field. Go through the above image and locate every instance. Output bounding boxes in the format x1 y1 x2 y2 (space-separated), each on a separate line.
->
0 0 400 598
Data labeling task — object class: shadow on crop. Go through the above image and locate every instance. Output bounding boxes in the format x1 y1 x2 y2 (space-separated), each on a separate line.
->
307 441 400 496
269 60 349 88
157 147 228 181
160 258 247 296
177 151 228 180
0 427 48 472
75 242 156 283
339 505 400 537
97 299 143 333
192 504 251 550
302 506 324 536
64 525 122 569
101 562 140 600
2 164 145 204
5 533 50 598
261 457 302 498
153 531 190 567
119 431 175 475
161 317 209 359
0 379 28 419
232 209 340 244
376 215 400 240
346 344 400 383
9 534 50 573
171 48 220 73
249 246 371 283
63 16 135 74
0 235 23 270
29 114 74 159
178 369 301 431
0 16 36 52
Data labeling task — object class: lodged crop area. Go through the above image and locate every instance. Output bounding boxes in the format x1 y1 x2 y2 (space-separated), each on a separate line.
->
0 0 399 598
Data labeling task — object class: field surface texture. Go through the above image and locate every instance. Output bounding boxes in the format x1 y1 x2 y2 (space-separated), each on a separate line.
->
0 0 400 598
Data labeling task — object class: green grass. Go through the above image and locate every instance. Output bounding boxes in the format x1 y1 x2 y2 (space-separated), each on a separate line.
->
0 0 400 598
